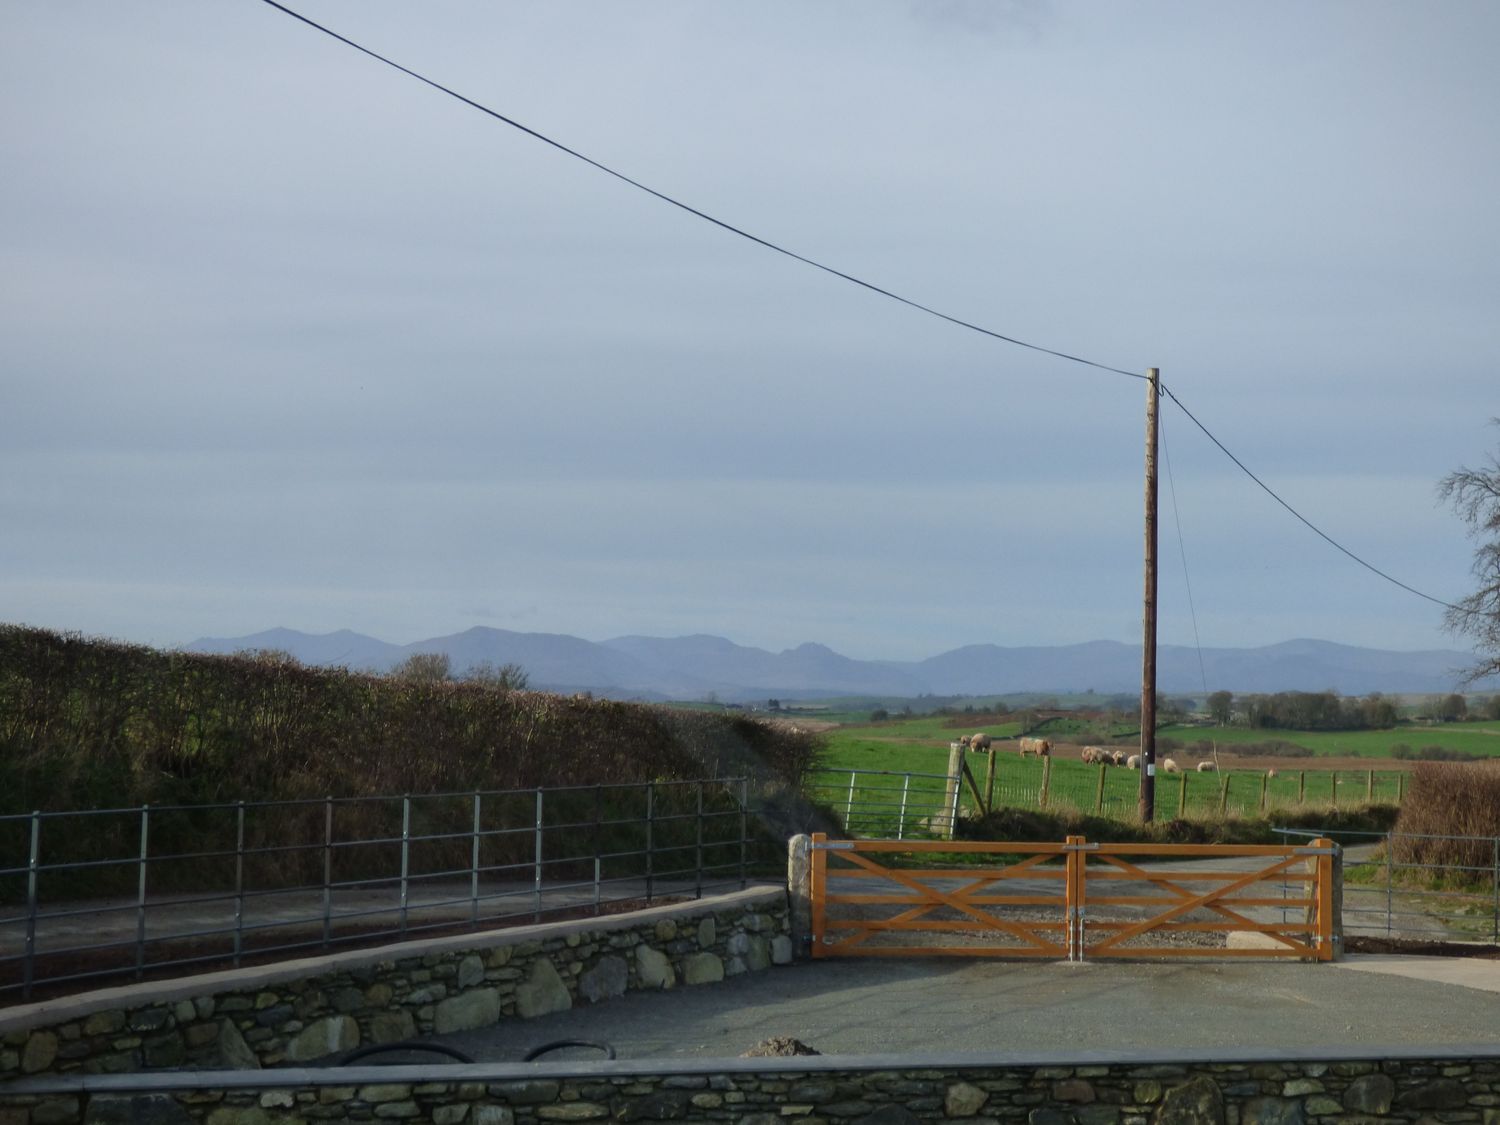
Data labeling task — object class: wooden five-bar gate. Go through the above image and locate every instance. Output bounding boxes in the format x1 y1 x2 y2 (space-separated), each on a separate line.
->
809 834 1336 962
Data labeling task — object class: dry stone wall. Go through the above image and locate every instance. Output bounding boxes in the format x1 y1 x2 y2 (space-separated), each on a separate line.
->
0 889 790 1083
7 1051 1500 1125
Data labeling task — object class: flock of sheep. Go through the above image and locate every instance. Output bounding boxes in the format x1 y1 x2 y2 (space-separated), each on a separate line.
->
961 732 1224 775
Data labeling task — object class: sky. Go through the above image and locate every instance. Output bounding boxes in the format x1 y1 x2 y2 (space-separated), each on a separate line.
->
4 1 1499 663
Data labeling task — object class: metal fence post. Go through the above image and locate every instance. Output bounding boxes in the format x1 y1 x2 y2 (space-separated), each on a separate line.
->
471 791 482 927
645 781 655 903
533 787 544 923
23 811 39 1000
845 771 857 832
234 800 245 966
1386 829 1394 938
399 796 411 937
322 797 334 949
897 774 911 841
135 804 150 979
695 781 705 900
739 777 749 889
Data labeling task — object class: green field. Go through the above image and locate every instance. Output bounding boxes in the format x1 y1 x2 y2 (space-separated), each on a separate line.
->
1158 721 1500 758
808 714 1444 828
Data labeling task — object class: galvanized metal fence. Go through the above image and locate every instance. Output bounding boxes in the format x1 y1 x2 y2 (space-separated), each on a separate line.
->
802 769 958 838
0 778 758 1002
1276 826 1500 945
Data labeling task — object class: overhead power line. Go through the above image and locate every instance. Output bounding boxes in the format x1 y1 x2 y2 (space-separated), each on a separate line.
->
1159 382 1459 612
257 0 1145 383
258 0 1459 616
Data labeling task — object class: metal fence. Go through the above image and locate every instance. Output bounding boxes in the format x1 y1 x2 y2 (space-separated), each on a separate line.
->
1276 826 1500 945
803 769 958 838
0 778 759 1002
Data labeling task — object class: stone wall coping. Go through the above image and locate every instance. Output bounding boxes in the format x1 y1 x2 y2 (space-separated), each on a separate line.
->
0 885 785 1035
10 1041 1500 1095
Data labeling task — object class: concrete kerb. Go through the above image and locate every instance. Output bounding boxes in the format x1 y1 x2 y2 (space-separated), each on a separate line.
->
0 884 786 1036
11 1040 1500 1096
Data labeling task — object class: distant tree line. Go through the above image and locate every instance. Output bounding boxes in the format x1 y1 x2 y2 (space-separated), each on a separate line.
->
1206 690 1401 731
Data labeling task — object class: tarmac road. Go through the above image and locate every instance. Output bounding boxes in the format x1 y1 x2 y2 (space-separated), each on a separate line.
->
429 954 1500 1064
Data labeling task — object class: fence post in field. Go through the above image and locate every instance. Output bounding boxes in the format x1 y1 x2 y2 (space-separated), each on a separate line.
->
984 749 998 814
1331 772 1338 808
897 773 911 841
399 796 411 936
1366 770 1374 803
1094 765 1107 814
1177 770 1187 817
135 804 150 980
23 811 39 1000
1218 775 1230 815
322 796 333 948
1398 773 1405 801
844 771 857 830
786 834 812 959
943 743 963 836
1260 771 1269 813
234 800 245 967
1298 771 1306 804
1040 756 1052 808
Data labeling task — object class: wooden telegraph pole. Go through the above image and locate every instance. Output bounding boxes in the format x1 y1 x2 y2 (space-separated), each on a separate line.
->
1139 368 1160 823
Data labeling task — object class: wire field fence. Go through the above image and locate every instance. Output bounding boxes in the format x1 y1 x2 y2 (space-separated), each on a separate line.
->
1279 827 1500 946
0 778 770 1003
810 757 1406 836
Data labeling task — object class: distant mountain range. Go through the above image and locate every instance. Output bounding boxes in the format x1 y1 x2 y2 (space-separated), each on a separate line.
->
183 627 1494 701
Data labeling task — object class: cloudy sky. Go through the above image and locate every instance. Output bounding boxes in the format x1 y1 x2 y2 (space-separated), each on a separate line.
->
4 1 1498 662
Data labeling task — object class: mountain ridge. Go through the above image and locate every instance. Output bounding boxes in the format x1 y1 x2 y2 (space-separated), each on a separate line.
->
183 626 1494 700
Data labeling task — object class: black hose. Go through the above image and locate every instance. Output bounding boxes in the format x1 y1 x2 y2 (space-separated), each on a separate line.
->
522 1039 617 1062
338 1041 476 1066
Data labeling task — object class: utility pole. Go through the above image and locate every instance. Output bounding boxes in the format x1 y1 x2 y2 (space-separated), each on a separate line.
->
1139 367 1160 823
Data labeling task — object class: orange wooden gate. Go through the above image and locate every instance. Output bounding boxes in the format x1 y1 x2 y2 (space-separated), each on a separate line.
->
809 833 1335 961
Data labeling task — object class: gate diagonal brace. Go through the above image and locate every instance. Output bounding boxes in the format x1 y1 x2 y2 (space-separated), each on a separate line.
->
1088 854 1317 954
825 848 1066 954
1085 854 1304 954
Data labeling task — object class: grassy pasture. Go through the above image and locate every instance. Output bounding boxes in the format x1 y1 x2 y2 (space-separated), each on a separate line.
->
1160 721 1500 758
815 714 1415 824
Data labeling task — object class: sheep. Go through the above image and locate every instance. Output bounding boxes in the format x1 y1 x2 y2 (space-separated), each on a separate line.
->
959 734 972 747
1081 745 1105 765
1163 758 1181 774
970 732 993 752
1111 749 1127 766
1126 754 1141 769
1196 761 1217 773
1018 736 1051 758
1267 768 1279 780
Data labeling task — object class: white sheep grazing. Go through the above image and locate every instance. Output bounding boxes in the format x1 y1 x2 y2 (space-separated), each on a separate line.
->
1267 768 1279 779
1126 754 1141 769
1196 761 1217 772
959 734 972 747
1081 746 1104 764
1111 749 1127 766
1163 758 1181 774
970 732 993 752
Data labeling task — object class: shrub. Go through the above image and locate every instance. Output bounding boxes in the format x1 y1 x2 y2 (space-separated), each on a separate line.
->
1392 762 1500 874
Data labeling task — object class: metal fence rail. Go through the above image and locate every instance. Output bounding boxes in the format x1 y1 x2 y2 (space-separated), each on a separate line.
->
0 777 760 1003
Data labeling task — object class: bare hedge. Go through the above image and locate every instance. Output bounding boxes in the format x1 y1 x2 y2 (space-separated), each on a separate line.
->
0 625 821 814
